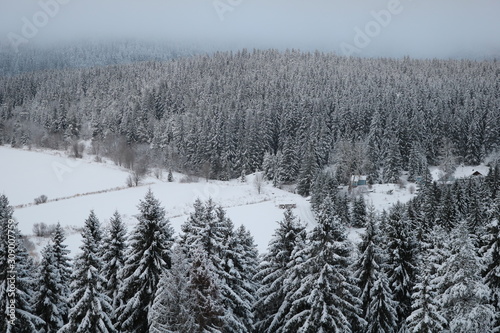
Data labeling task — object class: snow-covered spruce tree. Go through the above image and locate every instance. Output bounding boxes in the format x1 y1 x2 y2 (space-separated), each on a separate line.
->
439 221 495 333
0 195 43 333
352 204 384 331
420 181 441 228
188 245 224 333
117 189 174 333
101 211 127 315
351 195 367 228
281 196 363 332
50 222 72 324
485 165 500 200
296 141 319 197
232 224 260 328
86 209 103 249
254 208 308 333
179 198 223 257
406 255 447 333
467 189 487 234
383 135 402 184
278 137 299 183
310 169 338 212
436 186 459 231
34 244 65 333
383 202 419 330
214 206 256 333
335 193 351 227
150 242 227 333
407 142 428 182
365 271 398 333
482 197 500 332
180 199 257 333
59 211 116 333
149 247 197 333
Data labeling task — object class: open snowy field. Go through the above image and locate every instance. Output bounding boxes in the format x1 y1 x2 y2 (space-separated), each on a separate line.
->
0 146 315 257
0 146 419 258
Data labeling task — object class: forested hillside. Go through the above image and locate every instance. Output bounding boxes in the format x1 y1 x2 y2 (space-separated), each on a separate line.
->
1 50 499 190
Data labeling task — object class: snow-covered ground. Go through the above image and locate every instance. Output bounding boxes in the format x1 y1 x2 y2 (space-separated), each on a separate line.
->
429 164 490 182
0 145 419 259
0 146 314 258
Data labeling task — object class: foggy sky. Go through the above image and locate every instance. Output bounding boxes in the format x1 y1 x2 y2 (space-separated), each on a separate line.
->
1 0 499 59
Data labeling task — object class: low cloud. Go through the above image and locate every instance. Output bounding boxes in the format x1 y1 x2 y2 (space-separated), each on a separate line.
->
1 0 499 59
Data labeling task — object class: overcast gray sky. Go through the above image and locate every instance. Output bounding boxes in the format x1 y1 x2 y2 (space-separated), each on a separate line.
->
1 0 499 58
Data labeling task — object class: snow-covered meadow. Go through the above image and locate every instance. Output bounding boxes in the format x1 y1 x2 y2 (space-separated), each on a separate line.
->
0 145 419 258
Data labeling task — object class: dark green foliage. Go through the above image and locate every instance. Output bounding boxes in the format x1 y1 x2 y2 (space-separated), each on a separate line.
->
281 197 363 332
351 196 367 228
0 195 43 333
254 208 307 333
34 244 65 333
383 203 419 330
117 189 174 333
60 211 116 333
101 211 128 315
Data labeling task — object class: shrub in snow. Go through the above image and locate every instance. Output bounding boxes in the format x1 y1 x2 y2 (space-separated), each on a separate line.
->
34 194 48 205
33 222 57 237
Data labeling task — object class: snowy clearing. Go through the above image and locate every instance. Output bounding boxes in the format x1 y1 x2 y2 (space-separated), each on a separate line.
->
1 146 419 258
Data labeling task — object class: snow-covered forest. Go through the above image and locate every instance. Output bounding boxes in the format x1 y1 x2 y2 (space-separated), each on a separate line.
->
1 45 500 332
1 50 499 188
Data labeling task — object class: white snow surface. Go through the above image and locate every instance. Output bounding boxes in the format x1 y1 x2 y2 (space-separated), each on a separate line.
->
0 146 417 259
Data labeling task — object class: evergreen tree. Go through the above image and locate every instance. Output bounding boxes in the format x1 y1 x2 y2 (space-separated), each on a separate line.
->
181 199 257 332
365 271 398 333
86 209 103 248
439 221 495 333
485 165 500 200
436 186 459 231
101 211 128 315
117 189 175 333
483 197 500 332
281 197 363 332
351 196 367 228
149 245 225 333
179 198 223 258
254 208 307 333
383 136 402 183
34 244 65 333
215 208 255 333
310 169 338 212
0 195 43 333
335 193 351 227
60 211 116 333
384 202 418 330
232 225 259 331
467 189 487 234
149 247 197 333
50 222 72 324
465 117 483 165
352 205 384 330
296 141 318 196
278 137 299 183
406 256 447 333
407 142 428 182
188 246 224 333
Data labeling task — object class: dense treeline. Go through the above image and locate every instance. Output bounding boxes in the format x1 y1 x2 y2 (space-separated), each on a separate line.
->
1 165 500 332
0 49 499 190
